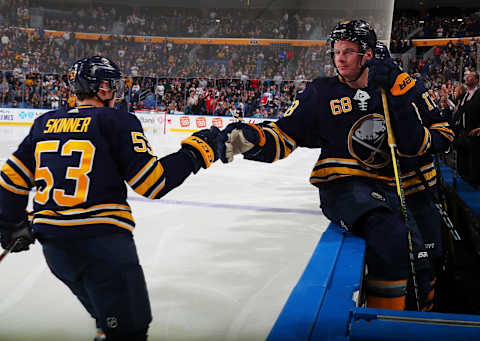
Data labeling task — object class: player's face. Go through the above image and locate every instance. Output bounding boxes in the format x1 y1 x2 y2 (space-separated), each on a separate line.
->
333 40 368 81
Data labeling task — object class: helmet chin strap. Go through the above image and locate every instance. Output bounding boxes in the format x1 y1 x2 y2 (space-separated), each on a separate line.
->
96 87 116 107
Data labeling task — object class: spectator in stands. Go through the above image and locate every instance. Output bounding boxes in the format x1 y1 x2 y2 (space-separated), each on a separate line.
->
453 82 467 113
454 70 480 185
185 88 197 114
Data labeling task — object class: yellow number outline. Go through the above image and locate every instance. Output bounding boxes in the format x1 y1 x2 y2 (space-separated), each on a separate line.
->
422 92 437 111
34 141 59 205
330 97 352 115
131 132 154 155
34 140 96 206
284 100 299 117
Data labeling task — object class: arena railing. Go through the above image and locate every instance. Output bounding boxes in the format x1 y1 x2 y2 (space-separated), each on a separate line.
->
19 27 480 47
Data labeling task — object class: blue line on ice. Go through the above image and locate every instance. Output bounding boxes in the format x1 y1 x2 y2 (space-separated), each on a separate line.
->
128 196 322 215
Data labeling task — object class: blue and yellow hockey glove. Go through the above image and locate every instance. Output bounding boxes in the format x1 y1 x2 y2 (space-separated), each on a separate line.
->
218 122 266 163
181 126 220 173
366 57 415 97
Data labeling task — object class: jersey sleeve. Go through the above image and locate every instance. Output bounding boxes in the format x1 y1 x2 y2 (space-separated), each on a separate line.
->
104 111 195 199
243 80 326 163
0 127 35 222
412 84 454 153
388 87 432 158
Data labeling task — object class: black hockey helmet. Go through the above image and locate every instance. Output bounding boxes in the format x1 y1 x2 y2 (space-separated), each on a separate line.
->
328 19 377 57
375 41 391 60
68 56 122 97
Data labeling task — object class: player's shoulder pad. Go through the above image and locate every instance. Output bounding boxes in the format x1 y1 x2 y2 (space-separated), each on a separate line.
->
309 76 332 88
32 108 66 125
90 107 135 120
78 107 140 132
311 76 339 92
295 76 332 101
36 108 57 118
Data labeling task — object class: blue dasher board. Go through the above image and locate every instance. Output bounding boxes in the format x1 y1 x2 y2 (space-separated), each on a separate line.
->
268 218 480 340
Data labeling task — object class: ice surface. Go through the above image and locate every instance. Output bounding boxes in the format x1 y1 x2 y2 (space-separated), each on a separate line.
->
0 126 329 341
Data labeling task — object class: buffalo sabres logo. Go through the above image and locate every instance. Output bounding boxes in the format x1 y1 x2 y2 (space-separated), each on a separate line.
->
353 89 370 111
348 113 390 168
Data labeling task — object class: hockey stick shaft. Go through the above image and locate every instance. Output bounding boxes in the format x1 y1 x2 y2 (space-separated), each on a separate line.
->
0 238 21 263
432 154 462 241
381 88 421 311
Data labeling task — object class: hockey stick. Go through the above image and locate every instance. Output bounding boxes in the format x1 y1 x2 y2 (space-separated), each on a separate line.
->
381 88 421 311
0 238 21 263
417 156 461 241
434 154 462 240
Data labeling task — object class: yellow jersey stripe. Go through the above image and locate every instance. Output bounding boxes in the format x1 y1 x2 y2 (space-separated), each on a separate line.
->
430 122 450 129
310 167 393 182
270 124 294 158
1 163 29 189
270 122 297 150
404 178 437 196
0 176 29 195
10 155 34 180
271 125 289 158
34 210 60 216
438 130 455 142
43 203 132 216
315 158 365 167
92 211 134 221
397 128 431 157
402 168 436 188
418 127 432 155
148 179 166 199
133 161 164 196
263 127 280 162
33 217 134 232
401 162 435 178
128 157 156 187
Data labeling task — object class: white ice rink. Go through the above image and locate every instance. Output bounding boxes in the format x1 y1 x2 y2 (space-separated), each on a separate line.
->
0 125 330 341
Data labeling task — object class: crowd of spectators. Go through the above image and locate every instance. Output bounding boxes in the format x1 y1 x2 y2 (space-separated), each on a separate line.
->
0 70 308 118
390 9 480 53
127 77 305 117
408 38 478 89
0 23 329 78
1 0 391 41
0 0 478 120
415 12 480 39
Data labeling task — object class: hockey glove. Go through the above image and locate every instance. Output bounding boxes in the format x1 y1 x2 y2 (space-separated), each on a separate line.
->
218 122 266 163
366 57 415 96
0 220 34 253
181 126 220 173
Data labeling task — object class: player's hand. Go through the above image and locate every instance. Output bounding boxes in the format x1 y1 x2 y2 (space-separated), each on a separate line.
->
0 220 34 253
366 57 415 96
181 126 220 172
218 122 266 163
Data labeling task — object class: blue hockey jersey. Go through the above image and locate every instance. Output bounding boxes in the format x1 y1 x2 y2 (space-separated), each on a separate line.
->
243 76 453 194
0 105 195 239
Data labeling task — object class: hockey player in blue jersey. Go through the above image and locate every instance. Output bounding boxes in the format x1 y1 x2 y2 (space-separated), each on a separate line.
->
374 42 454 311
218 20 453 311
0 56 220 340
